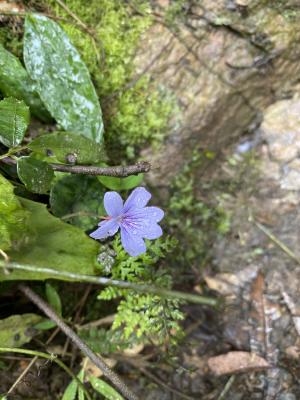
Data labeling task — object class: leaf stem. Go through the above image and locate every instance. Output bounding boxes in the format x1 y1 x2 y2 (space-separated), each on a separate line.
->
0 261 218 306
0 145 28 160
0 347 92 400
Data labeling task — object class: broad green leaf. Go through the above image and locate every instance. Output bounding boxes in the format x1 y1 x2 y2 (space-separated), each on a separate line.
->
0 97 30 147
89 376 124 400
1 197 99 281
50 175 105 230
0 174 30 251
24 14 104 143
46 283 62 315
17 156 54 194
62 378 78 400
98 174 143 191
0 44 51 121
0 314 42 347
29 132 105 164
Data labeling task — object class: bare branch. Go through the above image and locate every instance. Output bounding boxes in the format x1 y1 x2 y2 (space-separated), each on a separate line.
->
50 161 151 177
0 157 151 177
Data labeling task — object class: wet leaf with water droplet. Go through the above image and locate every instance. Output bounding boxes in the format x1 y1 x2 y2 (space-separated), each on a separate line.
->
0 174 30 251
24 14 103 143
17 155 54 194
0 44 51 122
0 97 30 147
29 131 105 164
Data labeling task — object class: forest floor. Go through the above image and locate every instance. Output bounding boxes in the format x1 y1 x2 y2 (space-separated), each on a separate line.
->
136 116 300 399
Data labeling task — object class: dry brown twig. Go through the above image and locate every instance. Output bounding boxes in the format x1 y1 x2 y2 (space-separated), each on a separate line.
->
0 156 151 177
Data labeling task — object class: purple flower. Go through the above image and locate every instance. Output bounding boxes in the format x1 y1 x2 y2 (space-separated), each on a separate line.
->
90 187 164 257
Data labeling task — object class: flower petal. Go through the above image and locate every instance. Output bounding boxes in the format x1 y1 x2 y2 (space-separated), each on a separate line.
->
139 223 163 240
104 191 124 217
120 226 146 257
125 206 164 223
123 187 151 212
90 219 119 240
122 206 164 239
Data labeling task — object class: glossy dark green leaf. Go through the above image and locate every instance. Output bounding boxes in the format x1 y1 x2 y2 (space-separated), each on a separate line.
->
0 174 30 251
1 198 99 282
0 44 51 122
29 131 105 164
24 14 104 143
50 175 105 230
89 376 124 400
17 156 54 194
0 97 30 147
98 174 143 191
0 314 42 347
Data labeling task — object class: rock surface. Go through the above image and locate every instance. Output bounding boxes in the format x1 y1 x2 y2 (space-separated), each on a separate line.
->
260 97 300 190
135 1 300 185
208 95 300 399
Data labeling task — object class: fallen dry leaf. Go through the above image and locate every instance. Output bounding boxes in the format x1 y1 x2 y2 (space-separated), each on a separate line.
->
208 351 269 376
204 265 260 296
123 343 144 357
249 272 266 350
285 346 300 360
0 1 25 13
81 356 117 380
282 290 300 336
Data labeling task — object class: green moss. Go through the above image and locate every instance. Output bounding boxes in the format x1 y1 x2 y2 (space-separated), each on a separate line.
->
1 1 176 156
47 0 151 94
167 149 231 271
163 0 188 26
107 77 176 159
0 25 23 58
